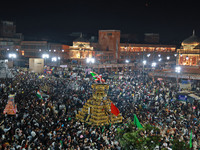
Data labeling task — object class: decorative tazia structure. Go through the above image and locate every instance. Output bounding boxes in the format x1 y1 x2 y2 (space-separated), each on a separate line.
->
3 94 17 115
76 83 123 126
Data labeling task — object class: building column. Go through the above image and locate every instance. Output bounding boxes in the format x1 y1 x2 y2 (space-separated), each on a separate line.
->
111 65 113 73
131 64 134 71
123 65 125 72
98 65 100 73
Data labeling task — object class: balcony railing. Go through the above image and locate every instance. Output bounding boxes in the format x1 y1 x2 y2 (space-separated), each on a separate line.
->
177 49 200 54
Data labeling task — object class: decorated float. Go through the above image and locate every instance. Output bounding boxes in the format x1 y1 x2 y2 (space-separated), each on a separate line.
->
76 72 122 126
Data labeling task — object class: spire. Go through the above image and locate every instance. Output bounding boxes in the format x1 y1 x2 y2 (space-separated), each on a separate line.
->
193 29 195 36
80 32 83 38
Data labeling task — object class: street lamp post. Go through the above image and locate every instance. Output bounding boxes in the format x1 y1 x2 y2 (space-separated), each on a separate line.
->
52 57 57 62
86 57 95 64
125 59 129 63
175 66 181 89
167 56 170 60
52 57 61 67
143 60 146 80
8 53 17 67
58 57 61 66
86 57 95 72
125 59 130 72
152 62 157 81
42 54 49 66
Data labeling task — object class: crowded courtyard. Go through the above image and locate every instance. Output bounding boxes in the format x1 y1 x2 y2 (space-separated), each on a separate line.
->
0 66 200 150
1 0 200 149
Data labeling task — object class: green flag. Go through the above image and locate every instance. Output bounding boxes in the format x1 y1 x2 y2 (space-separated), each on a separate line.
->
102 126 105 133
90 72 98 80
190 130 192 148
133 114 143 129
60 140 63 147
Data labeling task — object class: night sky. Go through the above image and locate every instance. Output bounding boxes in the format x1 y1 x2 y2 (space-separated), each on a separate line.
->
0 0 199 45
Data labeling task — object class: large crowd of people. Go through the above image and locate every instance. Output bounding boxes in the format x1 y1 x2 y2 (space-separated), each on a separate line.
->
0 67 200 149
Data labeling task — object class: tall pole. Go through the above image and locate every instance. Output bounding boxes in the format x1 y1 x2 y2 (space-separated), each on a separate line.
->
44 58 46 66
153 48 155 82
175 66 181 90
143 47 144 81
12 57 14 67
176 73 179 90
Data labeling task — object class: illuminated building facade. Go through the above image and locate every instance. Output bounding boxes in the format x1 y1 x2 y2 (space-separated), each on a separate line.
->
0 21 177 66
177 30 200 66
67 34 94 60
13 30 177 65
119 43 176 63
94 30 176 64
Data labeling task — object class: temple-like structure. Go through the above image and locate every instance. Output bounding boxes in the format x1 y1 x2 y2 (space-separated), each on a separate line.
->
177 30 200 66
76 84 122 126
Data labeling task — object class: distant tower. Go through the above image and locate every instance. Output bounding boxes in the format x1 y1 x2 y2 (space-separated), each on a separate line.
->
144 33 159 43
98 30 121 60
0 21 16 37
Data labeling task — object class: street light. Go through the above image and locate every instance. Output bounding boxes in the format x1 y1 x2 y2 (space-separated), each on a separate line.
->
42 54 49 66
42 54 49 59
52 57 61 66
143 60 147 65
152 62 157 81
58 57 61 66
8 53 17 67
152 62 156 67
142 60 147 79
125 59 130 63
86 57 95 63
86 58 95 71
52 57 57 62
167 56 170 60
9 53 17 59
175 66 181 88
175 66 181 73
158 58 162 62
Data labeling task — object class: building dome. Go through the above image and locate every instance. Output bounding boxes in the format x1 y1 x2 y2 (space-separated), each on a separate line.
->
182 30 200 46
74 33 89 43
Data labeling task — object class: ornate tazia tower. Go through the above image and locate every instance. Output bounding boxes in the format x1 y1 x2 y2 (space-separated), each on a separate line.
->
3 94 17 115
76 84 123 126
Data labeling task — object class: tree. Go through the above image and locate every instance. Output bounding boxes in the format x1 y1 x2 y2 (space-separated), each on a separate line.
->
117 123 161 150
117 122 190 150
172 139 190 150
